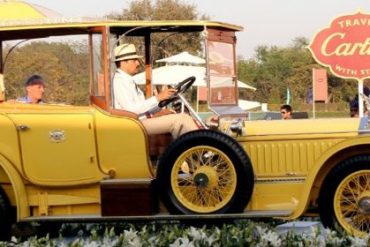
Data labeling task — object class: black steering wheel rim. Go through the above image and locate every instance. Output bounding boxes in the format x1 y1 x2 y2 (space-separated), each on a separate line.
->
158 76 196 108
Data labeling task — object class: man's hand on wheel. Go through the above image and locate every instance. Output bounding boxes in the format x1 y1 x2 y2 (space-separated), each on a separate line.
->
156 88 177 101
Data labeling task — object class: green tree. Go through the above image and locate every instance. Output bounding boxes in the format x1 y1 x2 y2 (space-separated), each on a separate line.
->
4 41 90 105
108 0 208 62
238 37 335 107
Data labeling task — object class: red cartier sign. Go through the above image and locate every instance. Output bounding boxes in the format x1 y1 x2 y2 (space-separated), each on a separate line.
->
309 12 370 81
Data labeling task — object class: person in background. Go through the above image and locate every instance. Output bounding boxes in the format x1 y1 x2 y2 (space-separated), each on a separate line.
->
349 86 370 118
17 74 45 104
112 43 198 139
280 104 292 120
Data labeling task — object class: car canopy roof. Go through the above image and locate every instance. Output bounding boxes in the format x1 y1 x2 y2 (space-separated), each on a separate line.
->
0 19 243 40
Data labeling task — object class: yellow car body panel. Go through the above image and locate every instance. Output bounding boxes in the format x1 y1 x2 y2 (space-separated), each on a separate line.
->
93 109 151 179
6 104 104 186
0 103 151 187
232 118 361 215
0 113 21 173
0 154 29 220
242 118 359 137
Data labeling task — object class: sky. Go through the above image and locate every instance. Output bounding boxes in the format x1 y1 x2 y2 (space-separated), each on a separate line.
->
28 0 370 59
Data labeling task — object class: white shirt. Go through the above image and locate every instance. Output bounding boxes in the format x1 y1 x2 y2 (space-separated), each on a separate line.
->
113 69 159 114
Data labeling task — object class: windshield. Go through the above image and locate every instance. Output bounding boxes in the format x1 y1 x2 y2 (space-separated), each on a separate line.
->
109 28 206 103
208 40 237 106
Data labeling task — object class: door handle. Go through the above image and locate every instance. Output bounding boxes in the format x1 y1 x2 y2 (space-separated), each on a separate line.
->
16 125 30 131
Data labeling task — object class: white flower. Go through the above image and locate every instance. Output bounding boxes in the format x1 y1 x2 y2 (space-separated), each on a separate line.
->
10 236 18 243
256 225 268 235
259 230 282 247
147 235 158 246
124 228 138 238
123 228 141 246
348 235 368 247
170 237 194 247
206 233 218 246
83 241 100 247
187 226 206 241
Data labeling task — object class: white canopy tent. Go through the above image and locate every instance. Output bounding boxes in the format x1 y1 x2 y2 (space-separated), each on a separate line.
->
156 51 205 65
134 51 257 111
134 64 257 112
134 65 256 90
238 99 261 111
134 65 206 86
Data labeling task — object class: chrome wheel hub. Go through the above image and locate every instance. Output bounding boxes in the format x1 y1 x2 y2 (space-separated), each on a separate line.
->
358 197 370 214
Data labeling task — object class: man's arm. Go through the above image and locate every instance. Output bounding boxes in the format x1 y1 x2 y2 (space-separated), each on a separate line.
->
113 78 158 114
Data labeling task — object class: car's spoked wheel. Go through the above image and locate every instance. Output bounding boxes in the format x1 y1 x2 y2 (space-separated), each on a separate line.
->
157 130 254 215
171 146 237 213
333 170 370 236
319 155 370 237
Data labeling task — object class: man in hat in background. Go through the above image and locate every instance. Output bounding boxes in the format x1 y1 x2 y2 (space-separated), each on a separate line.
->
17 74 45 104
113 43 198 139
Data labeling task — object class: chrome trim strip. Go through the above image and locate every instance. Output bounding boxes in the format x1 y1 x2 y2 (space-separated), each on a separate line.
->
255 178 306 183
240 130 359 138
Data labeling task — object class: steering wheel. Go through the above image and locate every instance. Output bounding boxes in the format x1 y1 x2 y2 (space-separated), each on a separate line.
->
158 76 196 108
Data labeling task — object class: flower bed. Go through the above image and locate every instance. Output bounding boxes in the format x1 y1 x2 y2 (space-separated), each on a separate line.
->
0 221 369 247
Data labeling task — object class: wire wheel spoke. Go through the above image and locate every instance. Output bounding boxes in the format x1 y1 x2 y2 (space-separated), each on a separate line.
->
172 145 237 212
336 172 370 234
351 214 370 232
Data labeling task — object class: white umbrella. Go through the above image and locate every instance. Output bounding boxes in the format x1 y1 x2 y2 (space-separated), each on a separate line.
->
238 99 261 110
156 52 205 65
238 81 256 90
134 65 256 90
134 64 256 112
0 2 63 20
134 65 206 86
211 77 256 90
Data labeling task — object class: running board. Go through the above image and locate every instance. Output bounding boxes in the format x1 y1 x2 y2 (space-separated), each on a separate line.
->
22 210 292 223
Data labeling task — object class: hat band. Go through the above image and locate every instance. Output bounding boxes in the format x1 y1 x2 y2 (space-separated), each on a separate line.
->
115 52 138 60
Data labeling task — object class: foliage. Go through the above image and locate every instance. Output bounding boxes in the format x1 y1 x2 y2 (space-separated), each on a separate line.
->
110 0 203 21
2 2 365 108
107 0 208 65
4 40 90 105
1 221 370 247
237 37 363 109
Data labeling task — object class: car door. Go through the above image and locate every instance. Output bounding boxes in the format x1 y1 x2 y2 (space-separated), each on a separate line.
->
8 106 103 186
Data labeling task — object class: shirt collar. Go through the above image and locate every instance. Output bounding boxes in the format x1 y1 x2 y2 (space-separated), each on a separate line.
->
117 68 138 86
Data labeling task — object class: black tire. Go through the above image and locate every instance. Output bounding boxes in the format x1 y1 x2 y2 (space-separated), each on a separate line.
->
0 187 12 241
319 155 370 236
157 130 254 214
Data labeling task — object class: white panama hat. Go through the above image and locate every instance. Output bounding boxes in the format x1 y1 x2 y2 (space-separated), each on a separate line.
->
114 43 143 62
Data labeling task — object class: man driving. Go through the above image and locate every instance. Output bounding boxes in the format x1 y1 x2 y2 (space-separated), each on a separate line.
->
113 43 198 139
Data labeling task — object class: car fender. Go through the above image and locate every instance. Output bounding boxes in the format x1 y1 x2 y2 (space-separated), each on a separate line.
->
0 154 29 220
292 135 370 218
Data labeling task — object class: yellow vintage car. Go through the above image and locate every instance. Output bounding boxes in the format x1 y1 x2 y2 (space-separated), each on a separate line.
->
0 4 370 239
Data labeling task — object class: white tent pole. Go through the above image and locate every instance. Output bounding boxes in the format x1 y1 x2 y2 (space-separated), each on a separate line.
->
196 86 199 112
359 79 364 118
312 68 316 119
